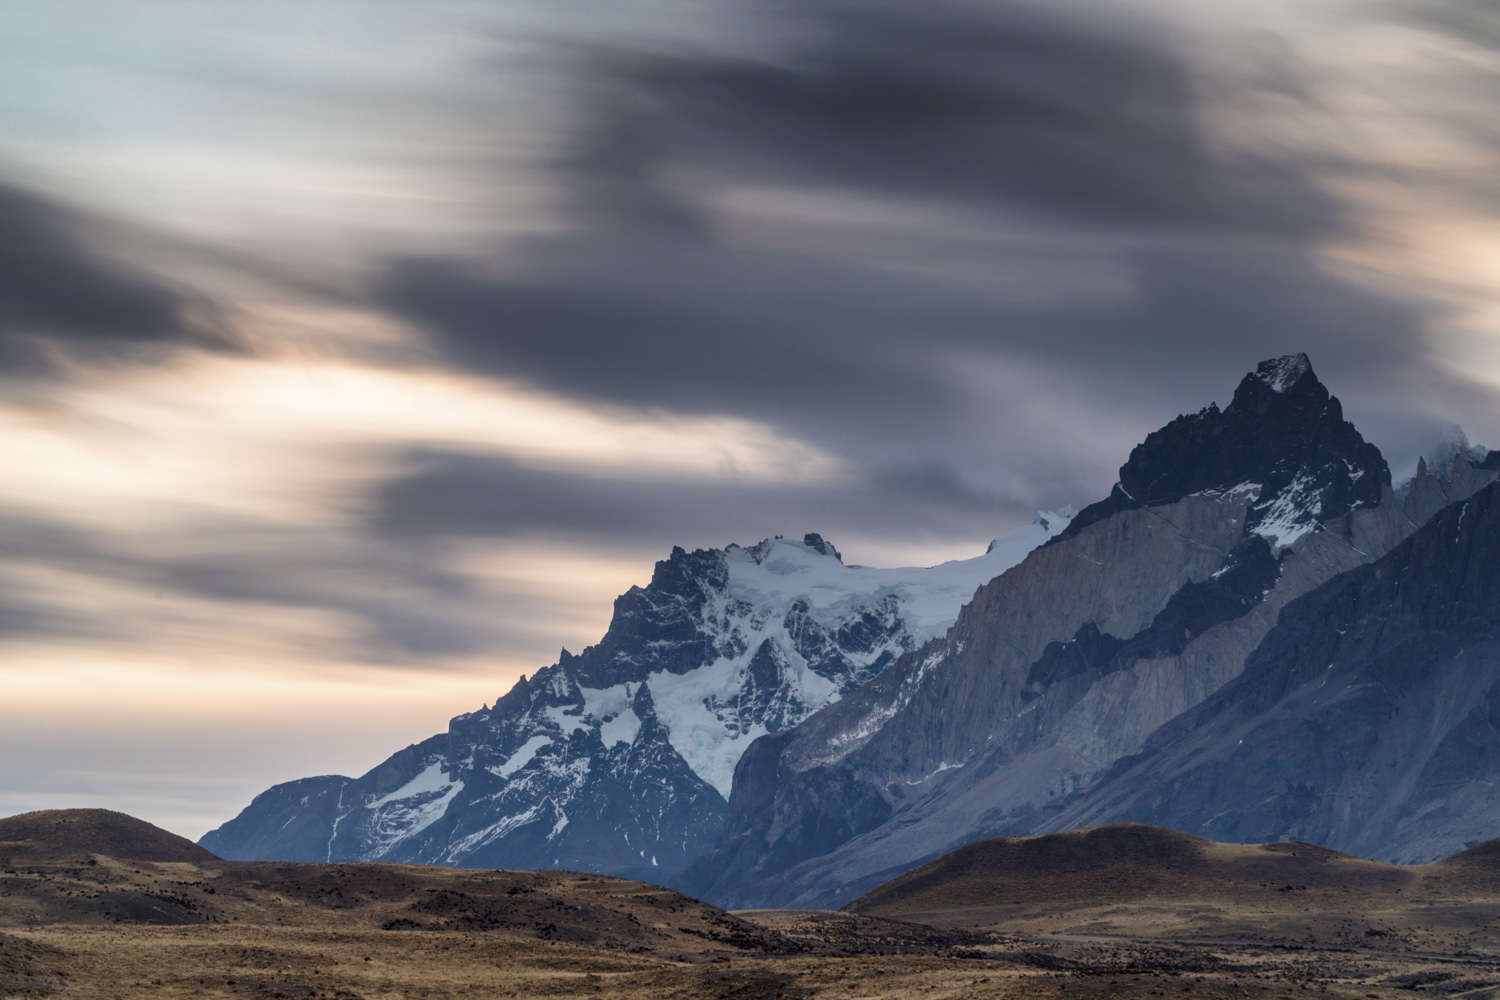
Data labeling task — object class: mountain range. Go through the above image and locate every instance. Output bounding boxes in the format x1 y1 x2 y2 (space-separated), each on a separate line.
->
201 517 1069 878
204 353 1500 911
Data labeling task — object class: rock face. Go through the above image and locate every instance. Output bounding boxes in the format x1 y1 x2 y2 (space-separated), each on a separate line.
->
681 354 1415 909
201 520 1068 877
1044 479 1500 864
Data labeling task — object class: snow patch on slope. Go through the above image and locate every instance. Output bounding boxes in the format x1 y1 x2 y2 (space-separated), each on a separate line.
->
492 735 551 777
1250 472 1321 551
599 708 642 747
648 646 838 796
368 761 454 808
364 761 463 851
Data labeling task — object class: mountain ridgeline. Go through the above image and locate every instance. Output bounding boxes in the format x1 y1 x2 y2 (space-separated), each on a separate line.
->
677 355 1486 908
202 519 1069 877
206 353 1500 913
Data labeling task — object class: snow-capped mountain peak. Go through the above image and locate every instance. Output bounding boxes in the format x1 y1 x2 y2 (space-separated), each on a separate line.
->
201 510 1072 877
722 513 1071 647
684 354 1418 912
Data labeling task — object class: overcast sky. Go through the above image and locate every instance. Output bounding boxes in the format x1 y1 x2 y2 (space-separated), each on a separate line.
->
2 0 1498 839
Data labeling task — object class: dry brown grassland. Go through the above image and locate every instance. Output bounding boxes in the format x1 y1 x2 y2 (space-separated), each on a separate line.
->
6 817 1500 999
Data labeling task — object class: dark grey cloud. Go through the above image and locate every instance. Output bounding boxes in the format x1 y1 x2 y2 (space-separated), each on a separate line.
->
0 182 232 368
871 464 1013 514
1402 0 1500 51
369 449 1039 555
1021 243 1431 378
375 0 1440 482
382 236 1429 463
382 243 983 430
0 503 525 660
554 1 1339 238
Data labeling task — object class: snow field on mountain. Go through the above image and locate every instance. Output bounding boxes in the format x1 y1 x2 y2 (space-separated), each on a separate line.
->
542 683 639 745
1250 471 1321 551
581 511 1075 796
647 618 839 796
725 512 1073 642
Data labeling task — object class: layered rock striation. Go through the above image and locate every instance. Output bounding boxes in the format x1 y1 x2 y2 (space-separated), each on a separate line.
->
1045 479 1500 863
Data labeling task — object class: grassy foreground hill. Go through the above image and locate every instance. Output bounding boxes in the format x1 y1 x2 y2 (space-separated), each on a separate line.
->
849 821 1490 927
6 811 1500 998
847 823 1500 984
0 810 216 865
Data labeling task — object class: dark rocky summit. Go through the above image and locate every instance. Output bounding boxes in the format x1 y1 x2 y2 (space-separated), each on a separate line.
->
1060 353 1386 545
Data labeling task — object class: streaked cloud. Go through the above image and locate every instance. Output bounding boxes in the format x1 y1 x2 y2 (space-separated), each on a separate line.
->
0 184 233 369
